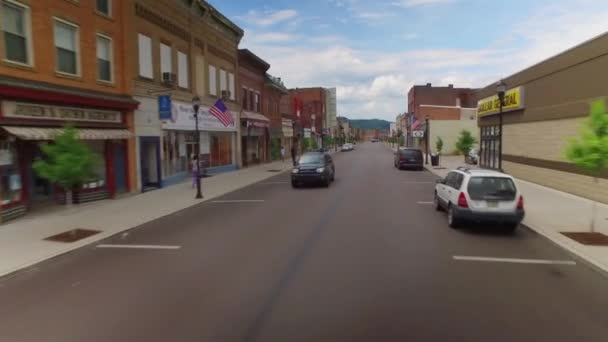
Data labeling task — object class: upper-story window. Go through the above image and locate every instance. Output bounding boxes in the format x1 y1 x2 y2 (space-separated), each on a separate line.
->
54 19 80 75
219 69 227 93
96 0 111 16
241 87 247 109
208 65 217 96
96 34 112 82
228 73 235 100
160 43 172 76
177 51 188 89
2 0 32 65
137 33 153 79
254 93 260 113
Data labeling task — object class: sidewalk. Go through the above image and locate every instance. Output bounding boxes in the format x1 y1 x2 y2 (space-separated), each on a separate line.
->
425 155 608 275
0 160 293 278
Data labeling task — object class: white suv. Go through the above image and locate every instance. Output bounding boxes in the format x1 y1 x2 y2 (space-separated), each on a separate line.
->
434 167 524 231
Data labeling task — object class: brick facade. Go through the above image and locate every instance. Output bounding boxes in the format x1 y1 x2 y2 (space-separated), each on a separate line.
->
408 84 477 119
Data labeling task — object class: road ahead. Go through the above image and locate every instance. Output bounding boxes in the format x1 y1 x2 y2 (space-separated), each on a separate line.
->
1 143 608 342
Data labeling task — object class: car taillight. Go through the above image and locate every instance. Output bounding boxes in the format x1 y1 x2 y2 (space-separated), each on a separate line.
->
517 195 524 210
458 192 468 208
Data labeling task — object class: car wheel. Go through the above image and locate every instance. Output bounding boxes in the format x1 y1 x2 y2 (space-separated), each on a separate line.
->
331 172 335 181
447 205 460 229
434 192 442 211
291 181 299 188
323 179 330 187
505 223 519 233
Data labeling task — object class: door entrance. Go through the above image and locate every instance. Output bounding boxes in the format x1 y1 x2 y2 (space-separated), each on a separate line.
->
139 137 161 192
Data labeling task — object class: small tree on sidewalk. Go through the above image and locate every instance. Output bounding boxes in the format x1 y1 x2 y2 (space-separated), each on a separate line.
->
455 130 477 161
565 99 608 232
33 126 100 206
435 136 444 155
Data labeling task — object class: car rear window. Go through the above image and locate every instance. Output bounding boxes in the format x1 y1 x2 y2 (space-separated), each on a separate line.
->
467 177 516 200
400 150 422 158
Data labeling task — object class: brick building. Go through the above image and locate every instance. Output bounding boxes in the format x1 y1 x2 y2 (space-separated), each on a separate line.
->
408 83 477 120
264 74 288 159
0 0 139 220
477 32 608 204
131 0 243 190
239 49 270 166
289 87 326 148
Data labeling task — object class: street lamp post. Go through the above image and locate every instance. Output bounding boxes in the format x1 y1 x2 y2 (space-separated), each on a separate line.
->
424 115 430 165
192 96 203 199
496 80 506 171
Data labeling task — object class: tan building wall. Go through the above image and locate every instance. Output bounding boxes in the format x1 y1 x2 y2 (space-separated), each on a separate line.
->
429 120 479 155
478 32 608 203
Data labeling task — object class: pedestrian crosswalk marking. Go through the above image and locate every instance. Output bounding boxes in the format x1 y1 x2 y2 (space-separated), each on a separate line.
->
96 244 181 250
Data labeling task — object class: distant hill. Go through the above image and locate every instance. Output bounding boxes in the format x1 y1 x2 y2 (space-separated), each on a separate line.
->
347 119 390 130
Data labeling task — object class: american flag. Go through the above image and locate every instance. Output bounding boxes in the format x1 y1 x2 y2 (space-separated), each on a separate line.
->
411 117 421 130
209 99 234 127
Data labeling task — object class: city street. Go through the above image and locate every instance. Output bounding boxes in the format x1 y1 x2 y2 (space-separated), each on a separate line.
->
1 143 608 342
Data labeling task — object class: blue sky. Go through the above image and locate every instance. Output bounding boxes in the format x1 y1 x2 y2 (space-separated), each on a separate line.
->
209 0 608 121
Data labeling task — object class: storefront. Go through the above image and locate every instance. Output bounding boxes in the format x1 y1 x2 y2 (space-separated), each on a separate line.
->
241 111 270 166
161 100 237 183
282 118 294 155
0 100 134 220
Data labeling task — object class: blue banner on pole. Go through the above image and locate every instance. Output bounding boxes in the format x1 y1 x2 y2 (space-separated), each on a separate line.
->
158 95 171 120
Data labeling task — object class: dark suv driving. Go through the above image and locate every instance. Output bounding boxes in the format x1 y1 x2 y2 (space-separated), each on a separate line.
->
292 152 335 187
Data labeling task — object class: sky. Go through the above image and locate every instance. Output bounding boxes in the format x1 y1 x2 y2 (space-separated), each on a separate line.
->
209 0 608 121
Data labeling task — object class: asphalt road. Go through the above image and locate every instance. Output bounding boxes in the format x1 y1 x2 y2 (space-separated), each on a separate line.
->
1 142 608 342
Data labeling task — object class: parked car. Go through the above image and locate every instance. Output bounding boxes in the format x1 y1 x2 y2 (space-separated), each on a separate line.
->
434 167 524 231
292 152 335 188
465 148 479 165
342 143 354 151
394 148 424 170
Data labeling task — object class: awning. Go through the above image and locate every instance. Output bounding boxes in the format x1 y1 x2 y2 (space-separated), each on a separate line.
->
241 111 270 123
2 126 133 140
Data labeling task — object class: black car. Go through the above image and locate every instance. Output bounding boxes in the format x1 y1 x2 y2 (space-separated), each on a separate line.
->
292 152 335 188
394 148 424 170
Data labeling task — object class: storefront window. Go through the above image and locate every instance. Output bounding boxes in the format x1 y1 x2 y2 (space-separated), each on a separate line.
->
209 132 233 167
82 140 106 189
162 131 187 178
480 125 500 170
0 139 22 205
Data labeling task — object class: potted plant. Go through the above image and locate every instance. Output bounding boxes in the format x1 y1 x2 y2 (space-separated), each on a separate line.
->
455 130 477 163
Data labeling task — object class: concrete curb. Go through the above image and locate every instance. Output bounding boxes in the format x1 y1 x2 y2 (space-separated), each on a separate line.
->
0 163 292 279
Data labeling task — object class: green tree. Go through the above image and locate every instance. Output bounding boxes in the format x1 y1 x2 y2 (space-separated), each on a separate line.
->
302 137 311 151
310 137 319 150
435 136 444 155
455 130 477 158
33 126 100 206
565 99 608 232
270 138 281 160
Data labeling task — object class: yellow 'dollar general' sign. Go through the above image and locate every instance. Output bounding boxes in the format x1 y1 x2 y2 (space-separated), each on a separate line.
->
477 86 525 117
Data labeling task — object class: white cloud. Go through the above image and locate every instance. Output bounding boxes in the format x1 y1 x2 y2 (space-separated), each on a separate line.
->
392 0 454 8
239 0 608 121
237 9 298 27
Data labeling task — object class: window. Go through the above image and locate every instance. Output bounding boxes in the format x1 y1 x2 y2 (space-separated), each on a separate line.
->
96 0 111 16
248 90 253 111
54 19 79 75
254 93 260 112
219 69 227 92
208 65 217 96
241 88 247 109
160 43 171 75
177 51 188 88
137 33 153 78
96 34 112 82
2 0 31 65
228 73 235 100
467 177 516 201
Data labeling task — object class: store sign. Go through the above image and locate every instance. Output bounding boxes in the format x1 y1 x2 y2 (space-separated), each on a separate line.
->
2 101 122 123
158 95 172 120
477 86 525 117
412 130 425 138
162 102 237 132
304 128 311 138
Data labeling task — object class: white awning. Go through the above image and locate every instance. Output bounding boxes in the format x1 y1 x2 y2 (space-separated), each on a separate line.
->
2 126 133 140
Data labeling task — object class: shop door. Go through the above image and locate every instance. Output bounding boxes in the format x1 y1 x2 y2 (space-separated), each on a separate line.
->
113 142 127 193
139 137 160 191
30 143 52 203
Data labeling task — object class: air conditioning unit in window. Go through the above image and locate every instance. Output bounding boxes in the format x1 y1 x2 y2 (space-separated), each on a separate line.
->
221 90 231 100
162 72 176 87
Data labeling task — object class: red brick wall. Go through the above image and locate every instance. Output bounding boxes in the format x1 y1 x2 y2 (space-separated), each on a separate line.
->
408 85 477 119
289 88 326 133
419 106 461 120
238 55 266 113
263 86 284 129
